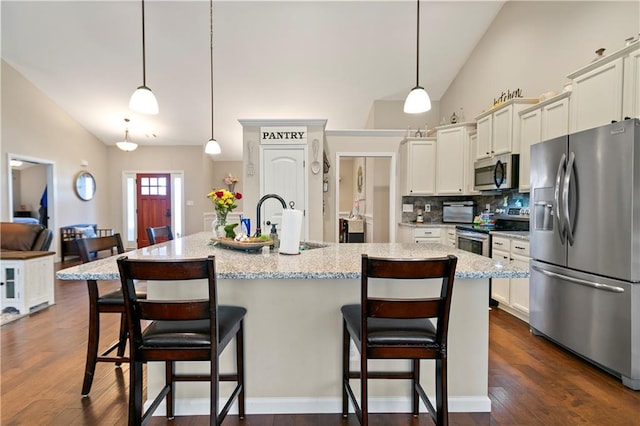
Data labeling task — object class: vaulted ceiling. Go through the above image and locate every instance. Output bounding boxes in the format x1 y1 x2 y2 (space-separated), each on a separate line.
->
2 1 503 160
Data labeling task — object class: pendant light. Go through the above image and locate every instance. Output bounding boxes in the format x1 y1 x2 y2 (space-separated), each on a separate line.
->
204 0 222 155
116 118 138 152
129 0 159 115
403 0 431 114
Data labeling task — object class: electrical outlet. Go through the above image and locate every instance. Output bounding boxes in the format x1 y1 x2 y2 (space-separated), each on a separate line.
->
402 203 414 213
485 204 491 211
425 204 431 212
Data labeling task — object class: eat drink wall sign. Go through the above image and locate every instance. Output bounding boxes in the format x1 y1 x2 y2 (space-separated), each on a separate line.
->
260 126 307 144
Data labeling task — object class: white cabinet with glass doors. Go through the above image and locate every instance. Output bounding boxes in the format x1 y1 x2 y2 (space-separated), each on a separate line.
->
1 254 54 316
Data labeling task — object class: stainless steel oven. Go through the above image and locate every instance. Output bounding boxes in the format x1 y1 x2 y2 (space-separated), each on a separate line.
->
456 229 491 257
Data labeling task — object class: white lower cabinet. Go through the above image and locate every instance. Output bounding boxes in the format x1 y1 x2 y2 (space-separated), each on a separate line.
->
491 236 530 323
441 227 457 248
1 254 55 315
413 227 441 243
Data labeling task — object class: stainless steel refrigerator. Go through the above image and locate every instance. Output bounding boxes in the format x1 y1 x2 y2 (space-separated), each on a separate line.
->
530 118 640 390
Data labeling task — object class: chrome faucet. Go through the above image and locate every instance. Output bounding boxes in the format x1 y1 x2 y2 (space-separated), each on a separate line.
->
255 193 287 237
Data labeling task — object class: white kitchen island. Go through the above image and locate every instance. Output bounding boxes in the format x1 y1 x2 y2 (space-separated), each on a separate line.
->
57 232 528 416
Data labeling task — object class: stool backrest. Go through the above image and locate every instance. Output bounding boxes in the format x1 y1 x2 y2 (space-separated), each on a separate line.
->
77 233 125 263
116 256 218 350
361 254 457 354
146 226 174 245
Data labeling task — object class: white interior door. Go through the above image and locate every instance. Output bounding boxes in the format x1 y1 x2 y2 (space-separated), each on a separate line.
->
261 147 307 239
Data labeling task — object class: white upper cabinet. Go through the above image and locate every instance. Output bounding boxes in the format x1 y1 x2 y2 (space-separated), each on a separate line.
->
541 95 570 140
466 131 480 194
568 43 639 133
518 92 570 192
399 138 436 195
474 98 539 161
435 123 476 195
476 114 493 160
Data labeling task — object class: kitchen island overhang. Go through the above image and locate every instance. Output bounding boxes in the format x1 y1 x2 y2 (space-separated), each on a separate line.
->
57 232 528 416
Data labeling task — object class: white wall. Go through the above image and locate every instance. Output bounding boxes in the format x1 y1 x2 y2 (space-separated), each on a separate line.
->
440 1 640 120
368 99 442 135
324 130 404 242
1 60 230 256
1 60 111 256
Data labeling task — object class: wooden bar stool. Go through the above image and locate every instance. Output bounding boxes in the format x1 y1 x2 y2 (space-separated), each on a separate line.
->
117 255 246 425
76 233 144 396
146 225 173 245
341 254 457 426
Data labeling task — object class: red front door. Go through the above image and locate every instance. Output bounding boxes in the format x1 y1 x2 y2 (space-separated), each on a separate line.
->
136 173 171 247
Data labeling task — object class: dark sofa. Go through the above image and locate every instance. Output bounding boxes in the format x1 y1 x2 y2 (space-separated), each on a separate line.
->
0 222 53 253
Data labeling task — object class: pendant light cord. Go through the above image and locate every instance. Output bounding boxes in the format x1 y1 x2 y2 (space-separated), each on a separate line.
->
209 0 214 139
141 0 147 86
415 0 420 87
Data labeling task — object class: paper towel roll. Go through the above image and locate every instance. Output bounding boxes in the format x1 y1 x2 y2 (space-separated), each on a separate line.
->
279 209 303 255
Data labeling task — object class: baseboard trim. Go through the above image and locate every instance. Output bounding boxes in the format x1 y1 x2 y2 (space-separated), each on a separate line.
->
156 395 491 416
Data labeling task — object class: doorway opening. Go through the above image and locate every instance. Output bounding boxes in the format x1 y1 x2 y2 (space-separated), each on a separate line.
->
6 153 55 231
334 152 396 243
122 171 184 249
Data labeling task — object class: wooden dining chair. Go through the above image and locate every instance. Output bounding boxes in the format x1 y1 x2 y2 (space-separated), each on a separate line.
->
117 255 246 425
76 233 145 396
341 254 458 426
146 225 174 245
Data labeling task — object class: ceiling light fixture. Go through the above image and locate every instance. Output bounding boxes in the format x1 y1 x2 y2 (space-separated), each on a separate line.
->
116 118 138 152
204 0 221 155
403 0 431 114
10 160 23 168
129 0 159 115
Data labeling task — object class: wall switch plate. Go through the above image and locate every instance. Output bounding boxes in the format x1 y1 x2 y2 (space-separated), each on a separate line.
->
485 203 491 211
425 204 431 212
402 203 414 213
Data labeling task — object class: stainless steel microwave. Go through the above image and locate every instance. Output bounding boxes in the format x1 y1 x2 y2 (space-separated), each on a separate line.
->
474 153 519 191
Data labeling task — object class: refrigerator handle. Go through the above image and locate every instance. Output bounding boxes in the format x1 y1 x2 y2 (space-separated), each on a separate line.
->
554 153 566 244
532 266 625 293
563 151 575 245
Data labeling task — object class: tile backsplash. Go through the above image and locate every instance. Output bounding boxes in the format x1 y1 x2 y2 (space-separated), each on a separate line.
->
401 190 529 223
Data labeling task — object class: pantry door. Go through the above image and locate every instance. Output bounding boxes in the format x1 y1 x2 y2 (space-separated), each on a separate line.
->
261 147 307 239
136 173 172 247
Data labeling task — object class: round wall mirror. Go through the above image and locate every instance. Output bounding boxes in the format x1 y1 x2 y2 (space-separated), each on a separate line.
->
75 171 96 201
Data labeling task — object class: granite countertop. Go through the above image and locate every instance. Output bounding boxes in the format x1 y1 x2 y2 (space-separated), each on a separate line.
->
398 222 459 228
56 232 528 281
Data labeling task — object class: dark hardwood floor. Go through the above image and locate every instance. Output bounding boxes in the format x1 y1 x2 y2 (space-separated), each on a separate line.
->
2 261 639 425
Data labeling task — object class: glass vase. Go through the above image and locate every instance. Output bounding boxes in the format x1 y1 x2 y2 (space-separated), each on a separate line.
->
213 212 228 238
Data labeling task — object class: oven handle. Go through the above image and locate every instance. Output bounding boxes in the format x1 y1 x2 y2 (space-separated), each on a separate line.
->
456 232 490 243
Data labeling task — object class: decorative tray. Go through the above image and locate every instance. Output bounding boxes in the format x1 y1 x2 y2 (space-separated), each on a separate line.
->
211 237 273 252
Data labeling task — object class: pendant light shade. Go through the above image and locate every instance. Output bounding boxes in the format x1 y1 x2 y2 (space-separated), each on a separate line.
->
205 0 221 154
404 0 431 114
130 85 158 115
130 0 158 115
205 138 222 155
116 118 138 152
404 86 431 113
